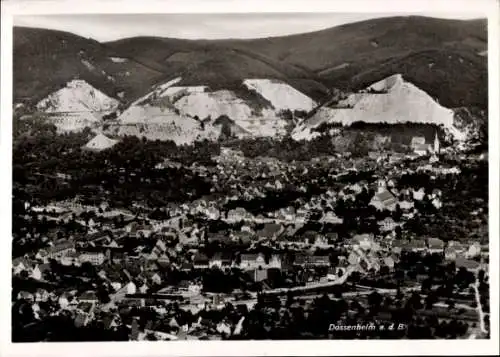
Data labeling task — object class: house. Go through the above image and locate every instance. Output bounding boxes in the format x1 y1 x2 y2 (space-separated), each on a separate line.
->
209 252 233 269
34 288 50 302
345 252 358 265
406 239 427 252
239 253 281 271
79 250 107 265
389 153 405 164
240 253 265 270
155 158 182 170
296 208 309 222
150 272 162 285
427 238 445 253
398 200 414 210
414 143 431 156
58 292 72 309
48 241 75 259
97 269 108 280
383 256 395 270
186 282 202 295
389 240 404 254
126 222 153 238
326 267 339 281
139 282 149 294
378 217 397 232
444 244 465 261
412 188 426 201
411 136 426 148
103 239 121 249
232 230 253 245
227 207 253 222
31 263 50 280
313 235 329 247
267 255 282 269
113 281 137 301
144 260 160 272
111 251 127 264
278 207 296 221
35 249 50 263
368 151 381 160
110 281 122 292
431 198 443 209
466 242 481 258
216 321 232 336
350 234 375 251
207 232 232 245
308 255 330 267
74 302 96 327
17 291 34 302
193 253 210 269
256 223 284 240
430 189 442 198
157 253 171 267
320 211 343 224
149 239 168 260
180 262 194 271
325 232 339 244
455 257 481 273
12 257 34 275
78 290 99 304
348 183 364 194
370 189 398 211
205 207 221 220
294 254 330 267
60 251 81 266
252 268 268 282
103 313 121 330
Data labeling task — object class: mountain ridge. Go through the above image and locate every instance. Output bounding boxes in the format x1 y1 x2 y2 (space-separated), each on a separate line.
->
14 16 487 109
14 15 488 145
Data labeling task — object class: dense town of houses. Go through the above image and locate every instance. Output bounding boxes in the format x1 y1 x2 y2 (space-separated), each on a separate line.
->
12 133 489 340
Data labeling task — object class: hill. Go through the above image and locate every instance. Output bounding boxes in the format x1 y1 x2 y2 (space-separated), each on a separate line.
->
229 16 486 71
14 27 329 106
14 16 488 144
228 16 487 108
15 16 487 109
14 27 168 106
291 74 462 141
104 16 488 109
101 37 329 101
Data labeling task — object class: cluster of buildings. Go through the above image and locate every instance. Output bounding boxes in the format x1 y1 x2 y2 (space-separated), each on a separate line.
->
12 134 488 340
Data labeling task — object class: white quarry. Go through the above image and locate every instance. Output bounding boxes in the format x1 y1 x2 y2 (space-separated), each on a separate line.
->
292 74 463 141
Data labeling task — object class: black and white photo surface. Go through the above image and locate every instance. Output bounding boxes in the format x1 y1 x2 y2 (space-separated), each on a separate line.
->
1 0 499 356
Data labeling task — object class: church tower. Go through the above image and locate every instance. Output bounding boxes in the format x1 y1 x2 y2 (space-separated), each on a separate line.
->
377 179 387 193
433 132 440 154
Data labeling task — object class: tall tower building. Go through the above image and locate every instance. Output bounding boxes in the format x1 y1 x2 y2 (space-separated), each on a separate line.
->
433 131 440 154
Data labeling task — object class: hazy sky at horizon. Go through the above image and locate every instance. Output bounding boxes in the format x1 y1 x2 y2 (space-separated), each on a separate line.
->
14 12 485 42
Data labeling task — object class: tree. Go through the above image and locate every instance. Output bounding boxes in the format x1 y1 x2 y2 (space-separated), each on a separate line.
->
395 226 402 239
393 204 402 221
421 278 432 294
97 285 111 304
368 291 383 313
478 269 486 283
81 262 96 277
408 292 423 310
286 291 294 307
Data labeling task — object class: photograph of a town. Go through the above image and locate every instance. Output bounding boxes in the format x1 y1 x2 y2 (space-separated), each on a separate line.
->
11 11 490 342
